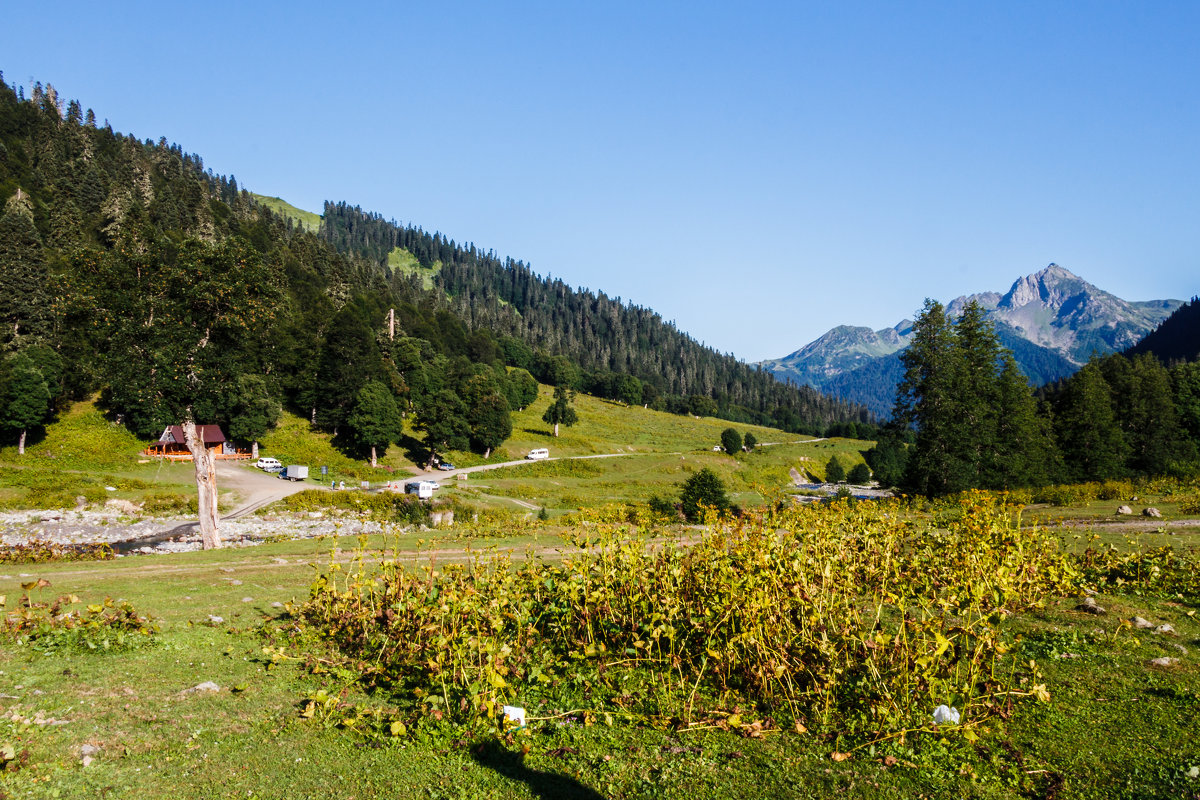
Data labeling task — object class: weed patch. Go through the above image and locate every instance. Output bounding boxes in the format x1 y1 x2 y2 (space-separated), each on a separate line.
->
283 493 1076 749
2 588 158 654
0 539 115 565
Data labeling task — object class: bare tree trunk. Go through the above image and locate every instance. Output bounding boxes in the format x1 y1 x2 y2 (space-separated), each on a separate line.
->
554 422 559 437
18 429 26 455
484 447 491 459
251 441 259 459
370 445 377 469
183 419 221 549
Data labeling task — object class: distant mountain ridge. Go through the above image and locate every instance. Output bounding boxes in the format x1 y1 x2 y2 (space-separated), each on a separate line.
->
760 265 1183 417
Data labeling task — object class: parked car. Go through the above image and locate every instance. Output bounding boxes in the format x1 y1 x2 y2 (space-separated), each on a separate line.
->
526 448 549 460
255 457 282 471
436 462 455 471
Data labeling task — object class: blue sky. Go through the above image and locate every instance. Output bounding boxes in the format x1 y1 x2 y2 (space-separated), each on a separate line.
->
4 1 1197 361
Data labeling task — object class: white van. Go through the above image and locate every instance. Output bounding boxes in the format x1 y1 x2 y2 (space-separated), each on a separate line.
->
255 457 282 472
526 448 550 460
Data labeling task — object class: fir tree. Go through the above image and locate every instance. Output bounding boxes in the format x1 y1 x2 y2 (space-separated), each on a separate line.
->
0 190 52 348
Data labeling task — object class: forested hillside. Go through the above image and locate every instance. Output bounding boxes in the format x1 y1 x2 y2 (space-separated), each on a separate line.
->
319 201 868 430
1126 296 1200 363
0 76 865 464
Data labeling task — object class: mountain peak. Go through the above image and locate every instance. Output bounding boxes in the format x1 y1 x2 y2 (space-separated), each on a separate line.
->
1001 263 1092 310
759 263 1183 415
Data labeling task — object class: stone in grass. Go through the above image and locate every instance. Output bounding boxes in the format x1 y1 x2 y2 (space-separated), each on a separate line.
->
182 681 221 694
1148 657 1179 668
207 615 224 624
242 597 254 603
1142 507 1162 518
1132 616 1155 629
1075 596 1106 615
1116 505 1134 515
80 744 100 757
1153 623 1176 635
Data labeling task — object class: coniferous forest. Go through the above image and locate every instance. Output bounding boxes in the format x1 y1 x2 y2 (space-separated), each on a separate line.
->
0 77 867 461
871 298 1200 495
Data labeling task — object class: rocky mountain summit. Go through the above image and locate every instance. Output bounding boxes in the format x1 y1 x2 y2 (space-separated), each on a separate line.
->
761 264 1182 416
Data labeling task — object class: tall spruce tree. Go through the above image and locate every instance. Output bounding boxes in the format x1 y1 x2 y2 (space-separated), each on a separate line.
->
895 300 971 496
1053 362 1128 482
0 190 52 349
988 354 1057 488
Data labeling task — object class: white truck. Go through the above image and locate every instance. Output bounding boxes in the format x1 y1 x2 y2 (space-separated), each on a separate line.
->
279 465 309 481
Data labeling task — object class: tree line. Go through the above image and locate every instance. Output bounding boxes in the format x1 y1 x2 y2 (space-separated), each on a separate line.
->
869 298 1200 495
319 202 870 433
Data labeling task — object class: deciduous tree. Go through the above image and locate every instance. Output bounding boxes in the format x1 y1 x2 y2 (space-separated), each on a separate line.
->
542 384 578 438
347 381 403 468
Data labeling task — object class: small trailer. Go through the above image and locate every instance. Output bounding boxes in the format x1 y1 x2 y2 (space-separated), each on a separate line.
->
404 480 439 499
280 465 309 481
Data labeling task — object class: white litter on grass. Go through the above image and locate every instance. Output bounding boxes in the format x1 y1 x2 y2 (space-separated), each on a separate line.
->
182 681 220 694
105 487 117 491
932 704 960 725
502 705 527 728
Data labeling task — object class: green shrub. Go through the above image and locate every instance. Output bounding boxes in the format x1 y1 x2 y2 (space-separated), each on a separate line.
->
679 467 730 522
274 490 430 524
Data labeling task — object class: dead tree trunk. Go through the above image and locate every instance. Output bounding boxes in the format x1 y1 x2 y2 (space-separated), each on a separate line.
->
183 419 221 549
251 440 259 460
370 445 377 469
18 429 26 455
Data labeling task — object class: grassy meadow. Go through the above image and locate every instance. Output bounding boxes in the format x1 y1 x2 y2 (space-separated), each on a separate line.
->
249 194 322 233
2 394 1200 799
1 496 1198 798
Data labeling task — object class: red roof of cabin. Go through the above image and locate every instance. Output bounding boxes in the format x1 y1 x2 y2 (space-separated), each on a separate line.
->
158 425 227 445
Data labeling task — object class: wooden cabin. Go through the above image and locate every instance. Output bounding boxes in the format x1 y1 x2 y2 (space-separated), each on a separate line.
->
143 424 249 461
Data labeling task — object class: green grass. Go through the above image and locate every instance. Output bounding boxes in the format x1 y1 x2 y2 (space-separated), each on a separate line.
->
250 193 321 233
388 247 442 289
2 513 1198 799
0 402 197 510
0 392 877 515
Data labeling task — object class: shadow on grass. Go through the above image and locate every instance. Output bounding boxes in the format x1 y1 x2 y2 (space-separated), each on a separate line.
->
520 428 555 438
470 739 605 800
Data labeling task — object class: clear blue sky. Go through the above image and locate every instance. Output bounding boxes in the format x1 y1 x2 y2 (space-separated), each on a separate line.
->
4 1 1198 361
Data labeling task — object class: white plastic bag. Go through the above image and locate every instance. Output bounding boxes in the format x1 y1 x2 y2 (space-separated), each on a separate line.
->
502 705 527 728
932 704 960 725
